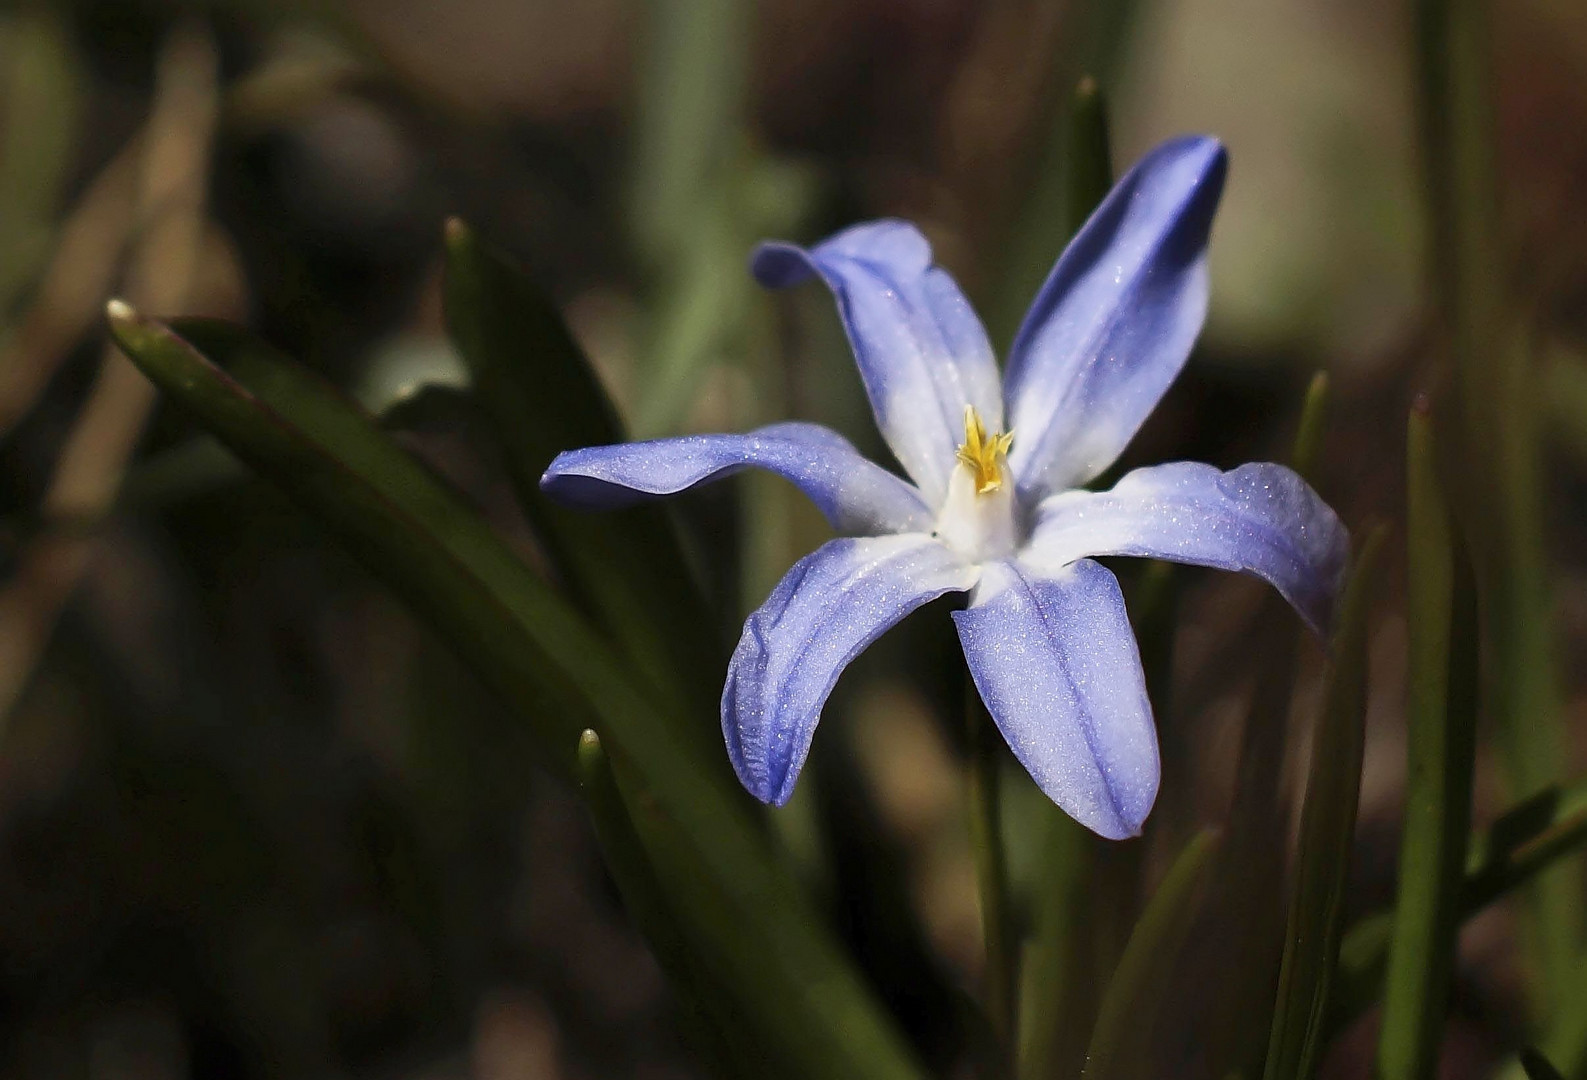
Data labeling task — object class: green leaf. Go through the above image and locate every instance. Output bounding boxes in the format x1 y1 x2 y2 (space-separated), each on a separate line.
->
965 683 1015 1051
1015 799 1094 1080
442 220 724 726
105 304 928 1080
1464 783 1587 912
634 194 750 436
1377 403 1479 1080
1531 962 1587 1079
626 0 815 435
1416 0 1579 1002
1331 778 1587 1041
1290 373 1331 484
1497 783 1587 1080
1333 910 1394 1026
1538 348 1587 468
990 75 1113 351
1062 77 1114 254
1263 526 1387 1080
576 728 692 974
0 10 82 314
110 308 595 763
1081 828 1221 1080
628 0 747 267
576 730 770 1078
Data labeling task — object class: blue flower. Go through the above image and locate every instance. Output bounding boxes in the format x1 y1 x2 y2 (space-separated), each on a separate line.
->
542 136 1348 840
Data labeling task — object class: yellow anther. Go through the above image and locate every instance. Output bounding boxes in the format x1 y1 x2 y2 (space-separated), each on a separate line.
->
956 405 1014 495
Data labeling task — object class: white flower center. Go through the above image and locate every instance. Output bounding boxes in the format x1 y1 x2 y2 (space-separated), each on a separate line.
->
934 406 1019 561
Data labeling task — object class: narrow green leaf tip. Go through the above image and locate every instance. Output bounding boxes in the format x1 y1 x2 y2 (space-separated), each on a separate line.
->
1064 73 1114 244
105 296 136 326
577 727 604 781
1291 371 1331 483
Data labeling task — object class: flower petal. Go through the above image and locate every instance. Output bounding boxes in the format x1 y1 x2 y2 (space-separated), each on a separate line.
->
1003 135 1228 498
752 220 1001 505
1021 460 1349 637
724 534 977 805
953 558 1158 840
541 421 933 534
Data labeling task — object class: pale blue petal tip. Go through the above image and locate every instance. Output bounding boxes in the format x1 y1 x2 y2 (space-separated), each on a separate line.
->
954 560 1160 841
747 218 1000 503
538 424 933 535
750 241 817 289
1024 460 1349 640
722 536 976 810
1003 132 1231 496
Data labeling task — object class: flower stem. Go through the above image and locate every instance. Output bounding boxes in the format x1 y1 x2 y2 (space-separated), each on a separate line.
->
966 676 1016 1054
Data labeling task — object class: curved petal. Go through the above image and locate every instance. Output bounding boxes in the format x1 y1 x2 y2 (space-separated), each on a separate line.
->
1003 135 1229 498
752 220 1001 505
541 421 933 535
953 559 1158 840
1021 460 1349 637
724 534 977 805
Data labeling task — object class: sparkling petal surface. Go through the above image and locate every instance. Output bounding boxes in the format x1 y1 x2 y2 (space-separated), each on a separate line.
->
540 421 933 535
724 534 977 805
1022 460 1349 636
752 220 1001 505
954 558 1158 840
1003 135 1228 499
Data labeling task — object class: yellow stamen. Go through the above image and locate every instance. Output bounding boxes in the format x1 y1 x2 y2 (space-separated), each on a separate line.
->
956 405 1014 495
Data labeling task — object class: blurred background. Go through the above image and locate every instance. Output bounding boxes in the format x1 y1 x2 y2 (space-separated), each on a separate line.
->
0 0 1584 1077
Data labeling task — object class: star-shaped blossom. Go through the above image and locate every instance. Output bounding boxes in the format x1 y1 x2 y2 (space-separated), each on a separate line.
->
541 135 1348 840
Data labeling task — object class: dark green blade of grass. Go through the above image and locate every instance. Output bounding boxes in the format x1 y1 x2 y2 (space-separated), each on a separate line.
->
1016 811 1094 1080
1531 963 1587 1078
1262 527 1386 1080
989 74 1112 353
1289 374 1331 482
1376 403 1479 1080
1080 828 1221 1080
628 0 745 270
0 10 81 317
1329 778 1587 1043
576 729 773 1079
106 306 928 1080
966 684 1015 1054
1416 0 1579 1005
442 221 724 727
